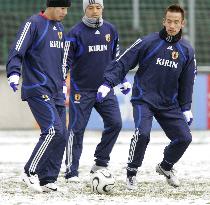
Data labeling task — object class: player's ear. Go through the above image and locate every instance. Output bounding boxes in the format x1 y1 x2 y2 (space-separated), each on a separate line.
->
181 19 185 29
162 18 166 27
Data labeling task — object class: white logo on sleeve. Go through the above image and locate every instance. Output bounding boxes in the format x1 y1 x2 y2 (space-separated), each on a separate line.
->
53 26 57 31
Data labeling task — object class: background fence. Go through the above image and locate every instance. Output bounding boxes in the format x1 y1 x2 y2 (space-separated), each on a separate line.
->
0 0 210 66
0 0 209 130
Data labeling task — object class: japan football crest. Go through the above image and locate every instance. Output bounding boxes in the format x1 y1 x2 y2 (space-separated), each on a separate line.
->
42 95 50 101
58 32 63 40
74 93 81 103
105 34 111 42
172 51 179 60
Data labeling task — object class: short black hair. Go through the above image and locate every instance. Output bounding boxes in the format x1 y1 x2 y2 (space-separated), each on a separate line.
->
46 0 71 7
165 4 185 20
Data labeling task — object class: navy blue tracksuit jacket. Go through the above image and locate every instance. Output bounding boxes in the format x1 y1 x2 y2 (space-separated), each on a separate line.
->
103 32 197 170
65 20 120 91
7 12 65 105
105 32 196 111
6 12 66 184
64 21 122 178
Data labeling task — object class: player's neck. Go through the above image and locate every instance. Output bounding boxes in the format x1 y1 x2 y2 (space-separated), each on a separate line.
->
159 27 182 43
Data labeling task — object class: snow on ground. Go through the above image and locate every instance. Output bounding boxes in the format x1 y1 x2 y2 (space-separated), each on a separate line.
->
0 130 210 205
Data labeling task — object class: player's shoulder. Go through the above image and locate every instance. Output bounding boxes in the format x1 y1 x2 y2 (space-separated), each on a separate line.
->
103 20 118 32
23 14 48 31
103 20 116 28
143 32 159 42
18 14 41 32
179 38 195 54
138 32 159 47
67 22 85 35
70 22 84 31
27 13 43 24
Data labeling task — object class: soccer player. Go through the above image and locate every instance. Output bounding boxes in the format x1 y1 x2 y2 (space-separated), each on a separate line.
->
64 0 131 181
97 4 197 189
6 0 71 192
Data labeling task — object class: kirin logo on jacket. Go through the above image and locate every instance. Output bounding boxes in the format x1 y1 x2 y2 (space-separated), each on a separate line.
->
88 45 108 52
156 58 178 69
50 41 63 48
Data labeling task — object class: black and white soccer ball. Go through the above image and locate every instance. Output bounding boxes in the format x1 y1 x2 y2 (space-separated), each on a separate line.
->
90 169 115 194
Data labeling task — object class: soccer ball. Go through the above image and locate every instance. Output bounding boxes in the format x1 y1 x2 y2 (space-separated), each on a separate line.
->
90 169 115 194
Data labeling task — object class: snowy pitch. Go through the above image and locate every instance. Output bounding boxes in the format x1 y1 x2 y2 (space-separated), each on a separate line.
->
0 130 209 205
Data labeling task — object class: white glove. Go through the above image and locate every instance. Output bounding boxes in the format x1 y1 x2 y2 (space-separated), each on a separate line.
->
96 83 111 103
120 81 132 95
183 110 193 126
8 73 20 92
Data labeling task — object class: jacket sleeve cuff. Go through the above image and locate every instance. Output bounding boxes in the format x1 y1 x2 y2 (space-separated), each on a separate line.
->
180 103 191 111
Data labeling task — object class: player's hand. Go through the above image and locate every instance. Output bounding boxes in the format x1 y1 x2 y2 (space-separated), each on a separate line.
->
8 73 20 92
120 78 132 95
96 83 111 103
63 81 67 99
182 110 193 126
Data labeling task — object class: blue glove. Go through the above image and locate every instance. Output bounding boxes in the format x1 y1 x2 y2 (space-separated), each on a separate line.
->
96 83 111 103
120 78 132 95
182 110 193 126
63 81 67 100
8 73 20 92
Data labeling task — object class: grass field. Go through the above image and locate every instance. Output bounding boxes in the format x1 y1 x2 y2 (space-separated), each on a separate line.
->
0 130 210 205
